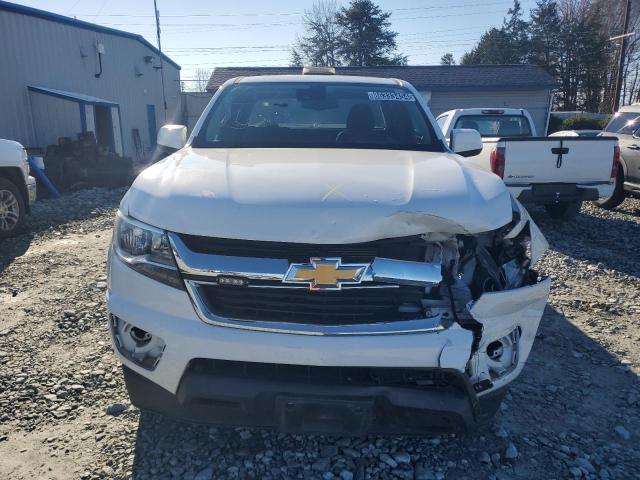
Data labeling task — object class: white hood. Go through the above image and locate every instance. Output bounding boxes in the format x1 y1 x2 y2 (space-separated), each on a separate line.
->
123 147 513 243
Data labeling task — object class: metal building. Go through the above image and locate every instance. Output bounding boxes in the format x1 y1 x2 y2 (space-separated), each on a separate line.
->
206 65 557 135
0 0 181 162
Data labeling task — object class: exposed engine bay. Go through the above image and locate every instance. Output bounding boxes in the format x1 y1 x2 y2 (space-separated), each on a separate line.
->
417 200 550 393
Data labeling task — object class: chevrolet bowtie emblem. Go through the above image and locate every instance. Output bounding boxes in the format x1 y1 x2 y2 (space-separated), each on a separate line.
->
283 257 369 291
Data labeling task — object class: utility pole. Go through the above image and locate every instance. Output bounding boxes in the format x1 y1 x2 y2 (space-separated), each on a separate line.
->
613 0 632 112
153 0 168 120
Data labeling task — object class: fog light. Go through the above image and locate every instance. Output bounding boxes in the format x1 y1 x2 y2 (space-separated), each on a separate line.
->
110 314 165 370
485 328 520 379
130 326 152 345
487 340 504 360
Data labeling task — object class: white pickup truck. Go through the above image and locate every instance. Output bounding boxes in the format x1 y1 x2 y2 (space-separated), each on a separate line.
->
0 139 36 238
436 108 618 220
107 71 550 435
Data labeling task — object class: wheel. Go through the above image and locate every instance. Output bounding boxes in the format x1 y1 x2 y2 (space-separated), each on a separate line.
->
544 200 582 220
595 168 626 210
0 178 26 239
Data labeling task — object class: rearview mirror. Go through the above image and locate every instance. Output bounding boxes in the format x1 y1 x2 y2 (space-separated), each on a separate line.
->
450 129 482 157
157 125 187 150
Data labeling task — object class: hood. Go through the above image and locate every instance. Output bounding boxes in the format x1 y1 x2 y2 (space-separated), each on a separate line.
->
124 147 512 243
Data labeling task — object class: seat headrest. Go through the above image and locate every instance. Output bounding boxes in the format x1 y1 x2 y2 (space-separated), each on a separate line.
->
497 120 522 137
346 104 375 133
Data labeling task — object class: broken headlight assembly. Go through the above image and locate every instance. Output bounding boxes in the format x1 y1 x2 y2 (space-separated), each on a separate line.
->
112 212 184 289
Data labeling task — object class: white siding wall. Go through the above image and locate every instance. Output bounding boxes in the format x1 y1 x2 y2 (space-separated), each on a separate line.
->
0 9 180 158
424 89 552 135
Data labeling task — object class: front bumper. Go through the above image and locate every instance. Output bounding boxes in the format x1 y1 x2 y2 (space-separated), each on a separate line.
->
123 363 507 435
107 253 549 434
26 175 36 206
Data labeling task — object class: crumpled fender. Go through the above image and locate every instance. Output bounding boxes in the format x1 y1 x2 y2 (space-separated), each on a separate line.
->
468 277 551 393
504 198 549 265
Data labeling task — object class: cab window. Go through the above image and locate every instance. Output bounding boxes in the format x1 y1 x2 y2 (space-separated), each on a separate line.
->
453 114 532 138
193 82 445 152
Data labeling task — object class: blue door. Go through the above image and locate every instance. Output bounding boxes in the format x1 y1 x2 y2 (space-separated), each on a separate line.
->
146 104 157 148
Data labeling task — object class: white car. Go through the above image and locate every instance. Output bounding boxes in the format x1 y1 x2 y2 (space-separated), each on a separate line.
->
436 108 618 220
108 70 550 435
549 129 602 137
0 139 36 238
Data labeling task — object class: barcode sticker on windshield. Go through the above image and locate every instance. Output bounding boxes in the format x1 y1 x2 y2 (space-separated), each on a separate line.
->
368 91 416 102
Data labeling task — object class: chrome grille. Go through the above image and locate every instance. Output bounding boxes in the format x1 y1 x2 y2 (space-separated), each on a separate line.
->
197 282 426 326
168 232 444 335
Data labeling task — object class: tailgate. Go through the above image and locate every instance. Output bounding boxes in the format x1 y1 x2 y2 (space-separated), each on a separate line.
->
501 137 616 185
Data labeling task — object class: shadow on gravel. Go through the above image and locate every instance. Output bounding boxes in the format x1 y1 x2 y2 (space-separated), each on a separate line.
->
527 205 640 278
0 232 33 274
127 304 638 480
0 188 125 273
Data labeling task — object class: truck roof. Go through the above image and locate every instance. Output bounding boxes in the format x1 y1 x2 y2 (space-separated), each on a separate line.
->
437 108 527 117
228 74 407 87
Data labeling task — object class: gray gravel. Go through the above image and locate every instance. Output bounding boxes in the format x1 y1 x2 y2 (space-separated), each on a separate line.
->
1 189 639 479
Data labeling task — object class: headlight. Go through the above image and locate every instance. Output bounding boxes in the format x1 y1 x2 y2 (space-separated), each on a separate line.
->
112 212 184 289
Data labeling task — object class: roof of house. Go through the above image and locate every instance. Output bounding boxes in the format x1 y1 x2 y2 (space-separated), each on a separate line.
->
0 0 180 70
207 65 557 92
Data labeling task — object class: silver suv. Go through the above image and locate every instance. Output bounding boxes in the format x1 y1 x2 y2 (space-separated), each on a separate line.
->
599 105 640 208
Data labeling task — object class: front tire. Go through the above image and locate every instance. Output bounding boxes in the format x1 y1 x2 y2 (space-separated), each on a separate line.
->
545 200 582 220
595 169 626 210
0 178 26 239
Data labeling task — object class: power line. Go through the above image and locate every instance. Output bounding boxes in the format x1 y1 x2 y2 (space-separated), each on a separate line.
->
74 1 513 19
85 9 508 29
67 0 83 14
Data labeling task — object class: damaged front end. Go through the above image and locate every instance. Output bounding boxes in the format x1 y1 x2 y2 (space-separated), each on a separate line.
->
428 198 550 396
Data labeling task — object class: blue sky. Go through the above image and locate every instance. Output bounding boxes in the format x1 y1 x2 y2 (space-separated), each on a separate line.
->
17 0 540 83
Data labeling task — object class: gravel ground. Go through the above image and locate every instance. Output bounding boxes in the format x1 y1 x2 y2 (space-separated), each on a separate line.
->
0 189 639 480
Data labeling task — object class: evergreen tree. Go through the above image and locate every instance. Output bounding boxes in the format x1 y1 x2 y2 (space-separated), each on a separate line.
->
440 53 455 65
335 0 406 66
461 0 529 65
289 49 304 67
529 0 562 72
503 0 530 63
461 28 514 64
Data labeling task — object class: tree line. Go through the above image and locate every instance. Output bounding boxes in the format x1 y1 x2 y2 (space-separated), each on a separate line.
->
290 0 406 67
294 0 639 113
456 0 638 113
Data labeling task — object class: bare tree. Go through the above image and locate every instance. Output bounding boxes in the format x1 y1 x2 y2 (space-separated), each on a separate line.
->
295 1 341 66
189 68 213 93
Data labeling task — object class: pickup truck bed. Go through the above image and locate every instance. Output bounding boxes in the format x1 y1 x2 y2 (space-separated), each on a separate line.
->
497 136 618 203
436 108 618 220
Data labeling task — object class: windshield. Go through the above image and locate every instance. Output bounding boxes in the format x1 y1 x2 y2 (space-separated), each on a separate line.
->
192 82 444 152
605 112 640 134
453 114 532 138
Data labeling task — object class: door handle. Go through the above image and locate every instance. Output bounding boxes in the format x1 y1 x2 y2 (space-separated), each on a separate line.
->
627 144 640 150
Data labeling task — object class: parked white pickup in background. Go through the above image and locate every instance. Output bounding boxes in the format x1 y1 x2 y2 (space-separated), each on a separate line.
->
436 108 618 220
0 139 36 238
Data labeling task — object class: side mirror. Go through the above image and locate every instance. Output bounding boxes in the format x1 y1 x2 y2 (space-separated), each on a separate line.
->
157 125 187 150
450 129 482 157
